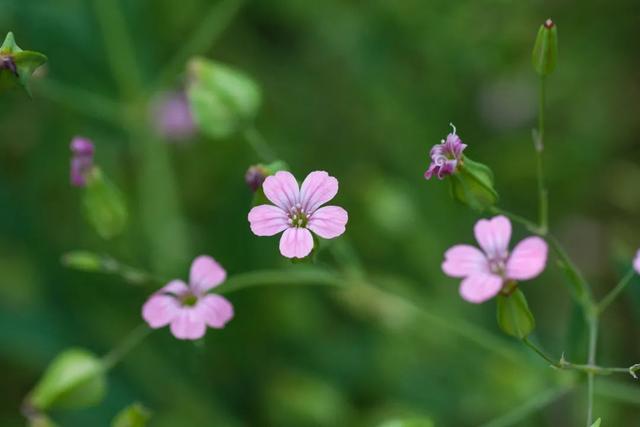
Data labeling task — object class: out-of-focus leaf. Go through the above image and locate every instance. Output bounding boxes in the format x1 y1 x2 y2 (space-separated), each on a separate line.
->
186 57 261 139
28 348 106 411
378 419 434 427
111 402 152 427
591 418 601 427
83 168 128 240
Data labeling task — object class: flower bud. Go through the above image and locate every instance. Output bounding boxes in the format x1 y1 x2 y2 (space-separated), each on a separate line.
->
496 288 536 339
532 19 558 77
245 165 268 192
450 157 499 212
0 32 47 95
27 348 106 411
70 137 95 187
149 90 196 141
186 57 261 139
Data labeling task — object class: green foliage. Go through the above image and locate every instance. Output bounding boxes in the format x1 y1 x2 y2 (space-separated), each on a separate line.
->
532 21 558 77
27 415 59 427
82 168 128 240
377 418 434 427
591 418 601 427
450 157 498 211
111 403 152 427
28 348 106 411
497 289 536 339
61 251 103 272
186 57 261 139
0 32 47 95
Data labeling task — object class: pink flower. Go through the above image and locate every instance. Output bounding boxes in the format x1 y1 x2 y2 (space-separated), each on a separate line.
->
248 171 348 258
442 215 548 303
70 136 95 187
634 250 640 274
150 91 196 141
424 124 467 180
142 256 234 340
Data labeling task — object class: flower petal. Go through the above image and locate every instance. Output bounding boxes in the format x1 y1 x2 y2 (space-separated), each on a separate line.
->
474 215 512 259
199 295 234 328
262 171 299 211
142 294 180 328
248 204 290 236
160 279 189 295
190 255 226 293
459 273 503 303
506 236 548 281
307 206 348 239
279 227 314 258
442 244 489 278
170 308 207 340
634 250 640 275
300 171 338 213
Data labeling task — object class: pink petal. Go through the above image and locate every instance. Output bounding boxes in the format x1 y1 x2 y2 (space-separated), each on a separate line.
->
506 236 548 281
142 294 180 328
459 273 503 303
262 171 299 211
279 227 314 258
299 171 338 213
160 279 189 295
248 205 290 236
634 250 640 275
169 308 207 340
474 215 512 259
442 244 489 278
190 255 226 293
199 295 234 328
307 206 348 239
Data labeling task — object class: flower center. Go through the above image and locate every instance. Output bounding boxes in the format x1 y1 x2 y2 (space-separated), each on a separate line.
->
180 293 199 307
488 257 507 276
287 203 309 228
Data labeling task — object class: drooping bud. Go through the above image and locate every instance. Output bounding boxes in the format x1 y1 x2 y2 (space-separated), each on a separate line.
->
496 289 536 339
70 137 95 187
26 348 107 411
149 90 196 141
532 19 558 77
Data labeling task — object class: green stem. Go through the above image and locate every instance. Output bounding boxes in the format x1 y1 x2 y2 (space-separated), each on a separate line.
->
597 268 636 314
586 314 598 426
522 337 559 367
102 323 152 371
536 76 548 233
489 207 541 234
216 267 346 294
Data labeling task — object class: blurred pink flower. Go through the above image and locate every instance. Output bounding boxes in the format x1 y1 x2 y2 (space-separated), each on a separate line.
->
424 124 467 180
142 256 233 340
150 91 196 141
70 136 95 187
634 250 640 274
442 215 548 303
248 171 348 258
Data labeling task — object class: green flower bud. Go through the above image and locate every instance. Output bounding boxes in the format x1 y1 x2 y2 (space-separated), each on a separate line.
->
186 57 261 139
532 19 558 77
450 156 499 212
0 32 47 96
496 288 536 339
27 348 107 411
61 251 103 272
112 403 152 427
83 167 128 239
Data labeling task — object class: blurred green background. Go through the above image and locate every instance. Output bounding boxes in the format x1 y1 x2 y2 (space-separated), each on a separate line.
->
1 0 640 425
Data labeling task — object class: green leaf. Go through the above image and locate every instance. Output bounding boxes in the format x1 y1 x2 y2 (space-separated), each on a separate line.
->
377 419 434 427
82 168 128 239
532 20 558 76
591 418 601 427
497 289 536 339
186 57 261 139
112 403 152 427
61 250 103 272
0 32 47 95
450 157 498 211
28 348 107 411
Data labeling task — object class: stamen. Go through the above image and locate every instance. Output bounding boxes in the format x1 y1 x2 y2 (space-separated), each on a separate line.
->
449 123 457 135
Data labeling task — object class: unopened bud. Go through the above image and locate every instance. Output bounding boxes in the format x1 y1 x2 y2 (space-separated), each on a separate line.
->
532 19 558 76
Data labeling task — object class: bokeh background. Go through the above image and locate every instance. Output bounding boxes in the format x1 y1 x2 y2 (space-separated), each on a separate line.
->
2 0 640 426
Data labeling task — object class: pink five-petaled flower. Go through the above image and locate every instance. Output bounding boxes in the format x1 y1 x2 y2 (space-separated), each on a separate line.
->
442 215 548 303
248 171 348 259
424 124 467 180
142 256 234 340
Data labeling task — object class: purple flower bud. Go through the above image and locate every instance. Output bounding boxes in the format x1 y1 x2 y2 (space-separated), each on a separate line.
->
0 55 17 76
424 124 467 180
245 165 267 192
70 137 95 187
150 91 196 141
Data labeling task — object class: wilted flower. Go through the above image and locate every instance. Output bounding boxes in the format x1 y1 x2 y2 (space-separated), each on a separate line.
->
442 215 548 303
424 124 467 180
142 256 234 340
150 91 196 141
248 171 348 258
0 55 17 75
245 165 268 192
70 137 95 187
634 250 640 274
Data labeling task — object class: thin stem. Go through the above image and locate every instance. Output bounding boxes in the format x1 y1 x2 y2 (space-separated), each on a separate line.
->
102 323 152 371
216 267 346 294
243 127 276 162
154 0 245 88
536 76 549 233
479 385 573 427
586 314 598 426
522 337 559 367
597 268 636 314
489 207 541 234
